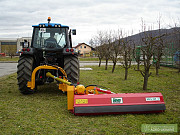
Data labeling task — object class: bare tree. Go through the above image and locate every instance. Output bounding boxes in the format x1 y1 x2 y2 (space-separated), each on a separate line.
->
135 19 168 90
110 31 122 73
89 31 105 67
153 33 166 75
137 20 150 90
89 38 94 47
139 32 164 90
139 36 154 90
153 16 166 75
102 31 112 70
96 45 104 67
120 38 133 80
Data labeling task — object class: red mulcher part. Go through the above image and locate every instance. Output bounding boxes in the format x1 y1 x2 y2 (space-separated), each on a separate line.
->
73 87 166 115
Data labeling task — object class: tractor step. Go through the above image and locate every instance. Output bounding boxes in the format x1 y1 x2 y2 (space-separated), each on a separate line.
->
73 92 165 115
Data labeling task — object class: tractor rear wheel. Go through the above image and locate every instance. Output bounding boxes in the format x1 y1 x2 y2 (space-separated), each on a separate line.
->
64 55 79 84
17 56 34 94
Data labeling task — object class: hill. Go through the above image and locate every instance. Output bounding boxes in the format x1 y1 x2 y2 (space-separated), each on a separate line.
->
127 27 180 50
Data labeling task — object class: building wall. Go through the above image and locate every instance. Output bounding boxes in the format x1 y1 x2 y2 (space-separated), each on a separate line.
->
0 39 17 55
76 43 92 56
0 37 32 55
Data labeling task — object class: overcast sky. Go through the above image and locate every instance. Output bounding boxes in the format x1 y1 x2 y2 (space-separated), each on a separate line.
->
0 0 179 46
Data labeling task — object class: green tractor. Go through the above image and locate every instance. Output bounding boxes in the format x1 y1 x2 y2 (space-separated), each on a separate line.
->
17 17 79 94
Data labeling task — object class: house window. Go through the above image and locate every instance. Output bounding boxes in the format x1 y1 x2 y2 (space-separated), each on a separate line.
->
80 46 82 48
84 46 86 48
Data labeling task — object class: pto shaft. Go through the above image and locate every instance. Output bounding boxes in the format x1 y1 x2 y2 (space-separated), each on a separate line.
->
46 72 72 85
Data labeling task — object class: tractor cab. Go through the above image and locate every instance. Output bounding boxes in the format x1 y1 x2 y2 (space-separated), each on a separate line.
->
33 27 67 49
31 17 76 51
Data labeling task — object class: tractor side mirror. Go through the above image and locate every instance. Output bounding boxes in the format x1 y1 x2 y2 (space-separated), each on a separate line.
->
22 40 29 48
72 29 76 35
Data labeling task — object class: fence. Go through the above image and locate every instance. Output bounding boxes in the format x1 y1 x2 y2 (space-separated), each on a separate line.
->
160 43 180 68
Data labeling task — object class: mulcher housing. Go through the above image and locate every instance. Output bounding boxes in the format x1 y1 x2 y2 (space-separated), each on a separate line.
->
74 93 165 115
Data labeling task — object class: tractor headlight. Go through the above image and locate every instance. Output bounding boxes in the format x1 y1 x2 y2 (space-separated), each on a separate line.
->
39 24 42 27
55 24 58 27
43 24 45 27
58 24 61 27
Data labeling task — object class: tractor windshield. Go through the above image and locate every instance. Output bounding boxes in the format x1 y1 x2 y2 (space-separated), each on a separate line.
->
32 28 67 49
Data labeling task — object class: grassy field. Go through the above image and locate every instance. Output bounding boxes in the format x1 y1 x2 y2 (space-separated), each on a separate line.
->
0 66 179 134
0 56 19 62
0 56 100 62
0 56 115 62
79 57 100 61
79 57 115 62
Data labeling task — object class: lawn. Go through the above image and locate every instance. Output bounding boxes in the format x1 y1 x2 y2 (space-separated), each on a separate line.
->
0 56 100 62
0 56 108 62
0 66 179 134
79 57 100 61
0 56 19 62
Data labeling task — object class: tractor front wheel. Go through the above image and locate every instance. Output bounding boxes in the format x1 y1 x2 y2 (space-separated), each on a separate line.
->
17 56 34 94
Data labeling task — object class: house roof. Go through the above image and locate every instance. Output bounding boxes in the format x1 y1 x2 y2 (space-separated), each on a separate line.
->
74 43 94 49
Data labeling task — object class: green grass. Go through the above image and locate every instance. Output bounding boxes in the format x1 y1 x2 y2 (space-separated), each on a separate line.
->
0 56 103 62
79 57 123 62
79 57 114 61
79 57 100 61
0 66 180 134
0 56 19 62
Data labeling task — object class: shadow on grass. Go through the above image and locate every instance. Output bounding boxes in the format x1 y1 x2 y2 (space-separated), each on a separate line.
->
76 111 167 118
35 83 66 96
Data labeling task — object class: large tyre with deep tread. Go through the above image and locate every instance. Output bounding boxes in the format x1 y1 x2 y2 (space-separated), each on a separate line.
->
64 55 79 84
17 56 34 94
